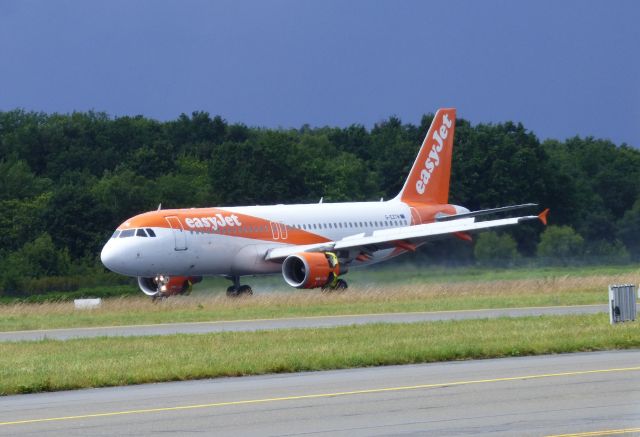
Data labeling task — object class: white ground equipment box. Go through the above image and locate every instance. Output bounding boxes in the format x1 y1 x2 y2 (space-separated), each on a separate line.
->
608 284 637 324
74 298 102 310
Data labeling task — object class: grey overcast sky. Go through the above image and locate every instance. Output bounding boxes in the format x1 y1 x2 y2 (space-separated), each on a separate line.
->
1 0 638 146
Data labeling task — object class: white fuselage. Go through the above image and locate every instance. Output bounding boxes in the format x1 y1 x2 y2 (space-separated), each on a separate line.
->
100 200 464 279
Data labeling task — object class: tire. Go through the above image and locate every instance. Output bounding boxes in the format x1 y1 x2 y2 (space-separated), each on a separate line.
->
335 279 348 290
237 285 253 296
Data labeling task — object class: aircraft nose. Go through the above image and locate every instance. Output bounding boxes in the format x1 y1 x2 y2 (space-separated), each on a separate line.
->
100 241 117 272
101 240 132 274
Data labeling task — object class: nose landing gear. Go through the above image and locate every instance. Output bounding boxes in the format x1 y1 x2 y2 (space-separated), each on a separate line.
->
225 275 253 297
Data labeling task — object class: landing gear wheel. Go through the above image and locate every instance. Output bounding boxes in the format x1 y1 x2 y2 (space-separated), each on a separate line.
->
322 278 348 292
152 293 167 302
335 279 348 290
237 285 253 296
225 276 253 297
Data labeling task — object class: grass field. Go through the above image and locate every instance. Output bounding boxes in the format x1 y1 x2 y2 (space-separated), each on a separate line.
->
1 313 639 395
0 265 637 332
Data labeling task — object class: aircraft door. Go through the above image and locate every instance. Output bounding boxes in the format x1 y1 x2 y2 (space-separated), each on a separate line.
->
270 222 280 240
278 222 288 240
165 216 188 251
269 222 288 240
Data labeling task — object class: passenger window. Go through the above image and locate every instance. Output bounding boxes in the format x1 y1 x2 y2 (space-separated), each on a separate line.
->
111 230 120 239
136 229 148 237
146 228 156 237
120 229 135 238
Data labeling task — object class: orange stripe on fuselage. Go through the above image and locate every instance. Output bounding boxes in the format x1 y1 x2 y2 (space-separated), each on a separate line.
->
118 209 331 246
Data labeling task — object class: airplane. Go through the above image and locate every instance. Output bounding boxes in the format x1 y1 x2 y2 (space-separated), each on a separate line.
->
100 108 548 298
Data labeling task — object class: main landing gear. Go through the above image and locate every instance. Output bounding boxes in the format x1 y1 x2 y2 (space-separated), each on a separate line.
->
225 275 253 297
322 278 348 292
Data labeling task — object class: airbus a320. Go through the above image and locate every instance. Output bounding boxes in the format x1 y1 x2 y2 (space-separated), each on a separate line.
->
100 108 548 298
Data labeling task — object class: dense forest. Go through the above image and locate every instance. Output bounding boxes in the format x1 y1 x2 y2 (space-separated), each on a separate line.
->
0 110 639 295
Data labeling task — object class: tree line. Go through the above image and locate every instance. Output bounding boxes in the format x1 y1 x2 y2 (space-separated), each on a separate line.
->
0 110 638 294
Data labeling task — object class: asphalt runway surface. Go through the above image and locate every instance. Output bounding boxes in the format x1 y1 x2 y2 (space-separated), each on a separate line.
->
1 349 639 436
0 304 607 342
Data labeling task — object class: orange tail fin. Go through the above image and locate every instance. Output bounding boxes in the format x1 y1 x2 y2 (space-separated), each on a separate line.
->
395 108 456 205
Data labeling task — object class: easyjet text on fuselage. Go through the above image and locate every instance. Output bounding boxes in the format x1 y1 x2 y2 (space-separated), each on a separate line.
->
185 214 242 230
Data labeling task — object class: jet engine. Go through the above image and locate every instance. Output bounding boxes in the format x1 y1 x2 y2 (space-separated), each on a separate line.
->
137 275 203 297
282 252 341 289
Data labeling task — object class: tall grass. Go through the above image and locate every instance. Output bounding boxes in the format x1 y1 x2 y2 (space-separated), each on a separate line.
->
0 271 637 332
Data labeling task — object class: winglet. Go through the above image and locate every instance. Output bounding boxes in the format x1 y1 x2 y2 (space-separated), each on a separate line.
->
538 208 549 225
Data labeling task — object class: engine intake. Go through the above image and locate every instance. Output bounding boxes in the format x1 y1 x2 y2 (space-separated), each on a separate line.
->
282 252 340 289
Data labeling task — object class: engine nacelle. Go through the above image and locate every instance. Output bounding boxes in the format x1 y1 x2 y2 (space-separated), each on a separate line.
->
137 275 202 296
282 252 340 289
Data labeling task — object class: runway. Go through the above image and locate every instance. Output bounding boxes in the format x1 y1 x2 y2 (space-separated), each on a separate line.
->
0 304 607 342
1 349 638 436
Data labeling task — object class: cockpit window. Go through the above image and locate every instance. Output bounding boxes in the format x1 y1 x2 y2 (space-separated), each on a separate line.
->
146 228 156 237
120 229 135 238
136 228 148 237
111 230 120 239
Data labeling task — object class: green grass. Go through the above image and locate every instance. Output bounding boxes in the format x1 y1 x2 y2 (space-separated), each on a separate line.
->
1 313 639 395
0 285 138 305
0 290 606 332
0 264 637 332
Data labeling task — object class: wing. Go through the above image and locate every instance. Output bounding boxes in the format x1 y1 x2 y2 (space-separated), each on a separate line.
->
265 209 548 262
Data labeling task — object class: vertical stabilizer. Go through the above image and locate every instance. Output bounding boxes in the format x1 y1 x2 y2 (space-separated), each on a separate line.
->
395 108 456 205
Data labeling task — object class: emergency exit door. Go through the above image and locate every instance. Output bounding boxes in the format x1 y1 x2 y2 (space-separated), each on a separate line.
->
269 221 288 240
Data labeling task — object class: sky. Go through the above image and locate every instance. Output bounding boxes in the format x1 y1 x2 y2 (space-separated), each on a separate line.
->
1 0 639 146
